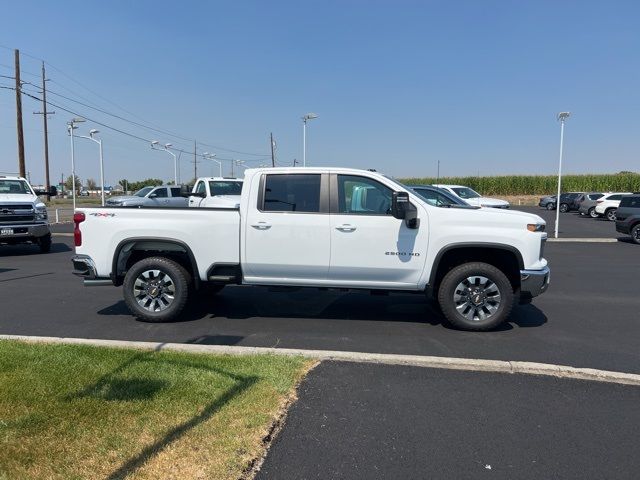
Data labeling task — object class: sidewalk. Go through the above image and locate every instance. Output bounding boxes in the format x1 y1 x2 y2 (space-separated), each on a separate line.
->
257 361 640 480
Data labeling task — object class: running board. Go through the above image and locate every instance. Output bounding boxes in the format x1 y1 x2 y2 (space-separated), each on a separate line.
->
207 275 236 282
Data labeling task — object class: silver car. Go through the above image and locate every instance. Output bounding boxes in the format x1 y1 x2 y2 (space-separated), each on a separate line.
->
106 186 188 207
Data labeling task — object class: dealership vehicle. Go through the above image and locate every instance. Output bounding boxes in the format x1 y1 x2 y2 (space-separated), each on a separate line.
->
407 185 469 207
72 168 549 331
433 184 510 208
615 194 640 244
188 177 243 208
577 193 605 217
0 175 54 253
538 192 584 212
106 185 188 208
594 193 632 221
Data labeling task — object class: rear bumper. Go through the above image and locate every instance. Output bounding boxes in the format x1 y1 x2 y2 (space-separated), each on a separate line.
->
72 255 112 286
0 222 49 241
519 266 550 302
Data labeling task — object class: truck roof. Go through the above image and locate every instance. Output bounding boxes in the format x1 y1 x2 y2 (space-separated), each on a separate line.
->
0 175 26 181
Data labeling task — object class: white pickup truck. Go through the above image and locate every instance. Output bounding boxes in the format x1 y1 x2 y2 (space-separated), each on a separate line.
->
188 177 243 208
71 167 549 331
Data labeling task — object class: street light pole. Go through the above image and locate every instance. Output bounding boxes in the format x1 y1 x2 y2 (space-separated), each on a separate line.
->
67 117 85 211
554 112 570 239
302 113 318 167
203 153 221 177
77 129 106 206
151 141 177 185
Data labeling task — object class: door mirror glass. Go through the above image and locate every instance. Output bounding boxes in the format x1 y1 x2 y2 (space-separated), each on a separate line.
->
391 191 409 219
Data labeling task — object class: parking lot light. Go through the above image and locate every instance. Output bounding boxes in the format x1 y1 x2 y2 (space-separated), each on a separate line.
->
554 112 571 239
302 113 318 167
76 129 106 206
151 141 178 185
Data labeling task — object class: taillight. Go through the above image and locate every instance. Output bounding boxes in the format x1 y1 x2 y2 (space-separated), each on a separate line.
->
73 212 85 246
596 200 603 204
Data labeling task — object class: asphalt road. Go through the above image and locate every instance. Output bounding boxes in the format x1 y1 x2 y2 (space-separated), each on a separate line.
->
257 362 640 480
1 232 638 374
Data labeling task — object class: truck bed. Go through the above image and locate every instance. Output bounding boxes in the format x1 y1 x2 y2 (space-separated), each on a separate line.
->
75 206 240 281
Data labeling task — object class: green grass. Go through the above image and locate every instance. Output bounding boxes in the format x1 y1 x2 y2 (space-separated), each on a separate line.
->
0 340 312 479
399 172 640 196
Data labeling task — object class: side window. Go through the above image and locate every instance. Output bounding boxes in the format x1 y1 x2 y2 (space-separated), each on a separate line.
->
195 181 206 194
262 174 321 212
609 195 622 201
170 187 182 197
337 175 392 215
152 188 168 198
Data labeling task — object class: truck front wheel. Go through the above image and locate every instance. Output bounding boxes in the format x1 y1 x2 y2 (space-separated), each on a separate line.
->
437 262 514 331
38 233 52 253
123 257 189 322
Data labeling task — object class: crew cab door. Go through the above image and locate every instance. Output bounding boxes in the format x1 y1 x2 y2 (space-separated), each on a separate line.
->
327 174 427 288
148 187 170 206
243 173 330 282
188 181 206 208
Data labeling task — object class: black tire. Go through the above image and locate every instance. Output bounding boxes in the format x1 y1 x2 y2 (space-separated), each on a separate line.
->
38 233 52 253
546 203 555 211
559 203 569 213
631 224 640 245
605 208 617 222
437 262 514 331
588 207 598 218
123 256 189 322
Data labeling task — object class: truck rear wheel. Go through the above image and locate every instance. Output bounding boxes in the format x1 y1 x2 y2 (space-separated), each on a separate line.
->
123 256 189 322
437 262 514 331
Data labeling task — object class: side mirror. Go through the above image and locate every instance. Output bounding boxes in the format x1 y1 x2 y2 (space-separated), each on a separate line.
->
187 191 206 198
391 191 409 219
149 193 158 198
49 186 58 196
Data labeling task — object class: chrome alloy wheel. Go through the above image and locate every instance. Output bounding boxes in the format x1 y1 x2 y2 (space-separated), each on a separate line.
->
453 275 501 322
133 269 176 312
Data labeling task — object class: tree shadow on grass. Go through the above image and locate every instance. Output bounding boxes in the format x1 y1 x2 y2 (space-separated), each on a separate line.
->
66 347 259 480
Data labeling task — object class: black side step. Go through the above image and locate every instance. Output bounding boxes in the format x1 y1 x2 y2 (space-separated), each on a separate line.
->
206 263 242 284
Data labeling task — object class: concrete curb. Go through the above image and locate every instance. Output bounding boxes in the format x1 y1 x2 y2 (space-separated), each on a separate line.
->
52 232 73 237
2 334 639 386
547 238 618 243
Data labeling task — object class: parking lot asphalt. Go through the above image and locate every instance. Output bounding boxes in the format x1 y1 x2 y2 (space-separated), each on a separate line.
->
257 362 640 480
1 225 638 374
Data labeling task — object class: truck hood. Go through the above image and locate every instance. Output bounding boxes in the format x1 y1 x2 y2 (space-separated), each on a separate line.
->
477 206 545 224
0 193 38 204
464 196 510 207
107 195 141 203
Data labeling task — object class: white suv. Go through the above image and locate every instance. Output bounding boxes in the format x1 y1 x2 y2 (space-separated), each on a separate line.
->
433 184 510 209
594 192 632 221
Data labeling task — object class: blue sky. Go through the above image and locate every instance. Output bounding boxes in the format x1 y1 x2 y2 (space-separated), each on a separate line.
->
0 0 638 186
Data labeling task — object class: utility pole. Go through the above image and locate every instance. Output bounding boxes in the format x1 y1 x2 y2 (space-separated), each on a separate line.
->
34 62 55 200
15 49 26 178
270 133 276 167
193 140 197 180
231 159 234 177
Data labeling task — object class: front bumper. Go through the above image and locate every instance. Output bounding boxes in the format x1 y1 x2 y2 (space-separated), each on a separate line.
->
519 266 550 302
0 222 49 241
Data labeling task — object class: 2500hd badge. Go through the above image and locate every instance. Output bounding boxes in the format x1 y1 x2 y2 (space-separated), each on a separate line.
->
385 251 420 256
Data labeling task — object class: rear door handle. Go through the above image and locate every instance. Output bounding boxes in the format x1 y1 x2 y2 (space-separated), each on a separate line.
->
336 224 356 232
251 222 271 230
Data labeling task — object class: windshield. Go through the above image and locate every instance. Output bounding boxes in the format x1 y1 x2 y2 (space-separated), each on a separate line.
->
451 187 481 199
209 181 243 196
0 179 33 195
134 187 154 197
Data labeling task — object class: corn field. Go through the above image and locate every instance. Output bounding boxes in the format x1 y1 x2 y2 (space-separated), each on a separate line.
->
398 173 640 196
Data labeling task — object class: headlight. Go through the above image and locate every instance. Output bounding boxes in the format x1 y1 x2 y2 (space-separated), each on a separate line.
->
527 223 545 232
35 204 48 220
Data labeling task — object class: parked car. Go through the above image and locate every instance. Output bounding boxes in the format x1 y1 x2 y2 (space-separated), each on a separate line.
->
577 193 605 217
72 167 549 331
594 193 632 221
433 184 510 208
407 185 471 207
106 185 188 208
0 175 54 253
188 177 243 208
615 194 640 244
538 192 583 212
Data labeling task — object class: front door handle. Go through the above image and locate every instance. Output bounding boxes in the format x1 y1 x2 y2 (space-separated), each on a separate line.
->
336 224 356 232
251 222 272 230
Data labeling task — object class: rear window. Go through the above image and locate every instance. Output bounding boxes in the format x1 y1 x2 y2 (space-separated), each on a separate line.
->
209 181 243 196
170 187 182 197
587 193 604 200
619 196 640 208
261 174 321 212
608 194 623 201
